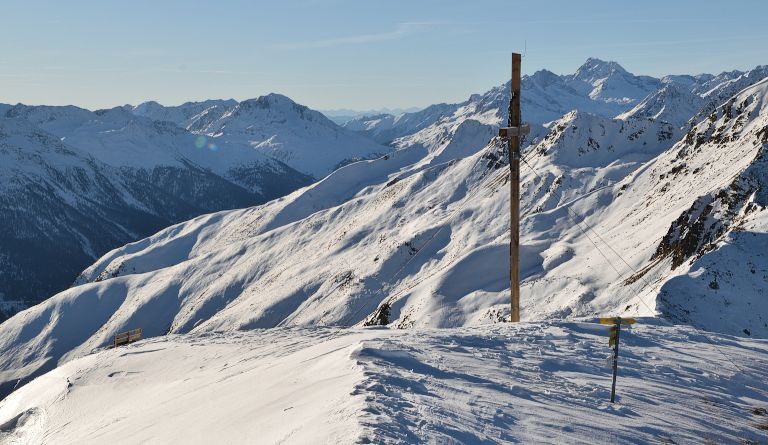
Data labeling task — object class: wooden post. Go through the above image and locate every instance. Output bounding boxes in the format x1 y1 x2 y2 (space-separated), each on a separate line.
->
509 53 521 322
610 320 621 403
600 316 635 402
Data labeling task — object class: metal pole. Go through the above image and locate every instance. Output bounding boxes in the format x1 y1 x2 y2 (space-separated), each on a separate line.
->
610 320 621 403
509 53 521 323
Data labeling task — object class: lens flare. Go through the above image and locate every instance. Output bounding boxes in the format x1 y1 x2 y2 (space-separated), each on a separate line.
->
194 135 206 149
208 143 218 152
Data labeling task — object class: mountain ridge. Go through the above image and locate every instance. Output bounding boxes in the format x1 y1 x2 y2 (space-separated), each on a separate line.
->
0 93 390 319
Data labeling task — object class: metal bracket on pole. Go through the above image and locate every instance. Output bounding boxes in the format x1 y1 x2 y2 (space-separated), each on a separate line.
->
498 124 530 138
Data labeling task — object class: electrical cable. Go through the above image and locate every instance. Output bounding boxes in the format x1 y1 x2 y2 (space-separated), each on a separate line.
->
520 156 750 375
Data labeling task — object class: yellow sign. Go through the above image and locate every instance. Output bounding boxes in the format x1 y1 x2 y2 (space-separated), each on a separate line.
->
599 317 636 325
608 325 618 347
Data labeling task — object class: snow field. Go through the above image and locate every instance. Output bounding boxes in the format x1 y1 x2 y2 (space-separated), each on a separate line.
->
1 321 766 444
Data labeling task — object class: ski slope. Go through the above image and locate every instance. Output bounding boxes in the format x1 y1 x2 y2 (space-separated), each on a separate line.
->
0 321 766 444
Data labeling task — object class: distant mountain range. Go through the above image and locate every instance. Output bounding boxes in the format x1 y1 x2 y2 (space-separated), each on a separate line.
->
343 57 768 145
0 95 389 319
1 57 767 400
319 107 423 125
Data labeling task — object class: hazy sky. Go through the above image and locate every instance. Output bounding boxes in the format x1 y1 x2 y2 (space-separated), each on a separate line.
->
2 0 766 111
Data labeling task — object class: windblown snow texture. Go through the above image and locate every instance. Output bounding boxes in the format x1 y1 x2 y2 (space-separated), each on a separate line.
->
0 322 766 444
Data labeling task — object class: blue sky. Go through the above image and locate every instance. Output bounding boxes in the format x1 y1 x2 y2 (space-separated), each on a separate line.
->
2 0 766 111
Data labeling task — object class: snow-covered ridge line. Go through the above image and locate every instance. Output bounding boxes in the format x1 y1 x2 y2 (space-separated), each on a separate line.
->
344 58 768 162
126 93 391 179
1 322 766 444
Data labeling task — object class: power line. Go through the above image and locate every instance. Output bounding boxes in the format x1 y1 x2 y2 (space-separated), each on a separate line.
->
520 156 750 375
343 141 544 326
338 139 601 328
336 142 511 326
281 143 501 328
303 140 508 329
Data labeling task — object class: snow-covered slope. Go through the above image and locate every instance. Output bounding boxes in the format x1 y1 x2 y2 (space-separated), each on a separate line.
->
2 58 768 405
1 322 766 444
0 103 315 318
686 65 768 128
1 92 389 317
4 74 768 400
130 94 390 179
564 58 661 109
346 59 766 160
645 77 768 333
513 77 768 335
617 66 768 129
616 82 704 128
342 103 459 145
129 99 237 130
344 58 665 146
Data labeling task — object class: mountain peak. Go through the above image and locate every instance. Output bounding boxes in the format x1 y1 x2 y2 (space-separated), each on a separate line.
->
236 93 310 117
242 93 297 107
131 100 164 116
527 69 562 87
574 57 628 81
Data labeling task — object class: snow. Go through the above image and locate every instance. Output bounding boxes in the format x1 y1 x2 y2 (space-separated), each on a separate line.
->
2 57 768 442
1 321 766 444
0 91 390 315
344 58 668 144
616 83 704 128
129 99 238 131
129 94 390 179
343 59 764 155
2 73 768 399
4 93 389 182
0 101 296 182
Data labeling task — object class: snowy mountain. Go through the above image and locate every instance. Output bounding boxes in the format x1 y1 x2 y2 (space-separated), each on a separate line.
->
0 94 388 320
617 66 768 129
344 58 761 154
0 109 311 319
686 65 768 127
342 103 460 145
2 68 768 403
616 82 704 128
1 322 766 444
129 99 238 128
1 54 767 421
319 106 422 125
343 58 665 145
564 57 661 108
128 94 390 179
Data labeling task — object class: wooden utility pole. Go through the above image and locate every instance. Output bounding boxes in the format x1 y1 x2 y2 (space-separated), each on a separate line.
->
499 53 526 322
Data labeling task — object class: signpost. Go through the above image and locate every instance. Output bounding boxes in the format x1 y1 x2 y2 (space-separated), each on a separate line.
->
599 317 635 403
